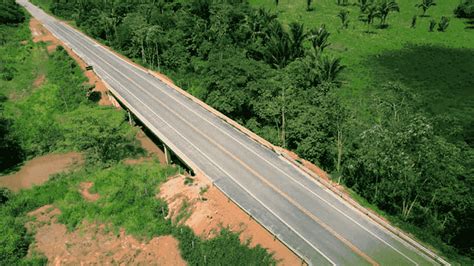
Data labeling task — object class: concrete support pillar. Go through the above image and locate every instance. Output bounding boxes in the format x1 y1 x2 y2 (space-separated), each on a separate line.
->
164 145 171 165
128 110 132 125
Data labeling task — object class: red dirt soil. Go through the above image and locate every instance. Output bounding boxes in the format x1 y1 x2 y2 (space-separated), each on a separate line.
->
159 174 302 265
0 152 83 192
79 182 100 202
27 205 186 266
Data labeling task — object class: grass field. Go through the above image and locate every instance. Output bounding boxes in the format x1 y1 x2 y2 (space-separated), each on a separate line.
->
249 0 474 135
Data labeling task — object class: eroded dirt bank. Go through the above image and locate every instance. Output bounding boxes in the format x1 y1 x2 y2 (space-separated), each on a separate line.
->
159 174 302 265
27 205 186 266
0 152 82 192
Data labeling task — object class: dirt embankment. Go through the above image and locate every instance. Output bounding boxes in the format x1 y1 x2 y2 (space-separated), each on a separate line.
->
27 205 186 266
0 152 82 192
159 174 302 265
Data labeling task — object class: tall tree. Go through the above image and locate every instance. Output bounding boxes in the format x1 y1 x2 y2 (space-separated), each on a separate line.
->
308 24 331 53
378 0 400 27
415 0 436 16
288 22 307 59
363 4 381 32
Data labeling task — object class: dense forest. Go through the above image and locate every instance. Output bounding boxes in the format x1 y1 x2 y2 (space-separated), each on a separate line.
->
2 0 473 262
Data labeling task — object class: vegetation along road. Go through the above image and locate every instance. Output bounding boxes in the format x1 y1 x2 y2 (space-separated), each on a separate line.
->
16 0 451 264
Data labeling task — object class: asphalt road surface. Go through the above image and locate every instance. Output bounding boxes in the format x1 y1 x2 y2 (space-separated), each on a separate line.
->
19 1 440 265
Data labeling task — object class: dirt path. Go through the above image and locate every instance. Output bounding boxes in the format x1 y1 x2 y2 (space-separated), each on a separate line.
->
159 174 302 265
0 152 82 192
27 205 187 266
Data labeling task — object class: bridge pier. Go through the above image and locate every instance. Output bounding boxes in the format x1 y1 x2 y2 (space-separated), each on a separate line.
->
164 144 171 165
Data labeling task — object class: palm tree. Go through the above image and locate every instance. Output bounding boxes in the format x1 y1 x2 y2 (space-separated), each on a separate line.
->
357 0 374 13
378 0 400 27
337 9 350 29
415 0 436 16
308 24 331 53
289 22 307 58
318 56 346 85
264 22 292 68
245 8 278 41
364 4 381 32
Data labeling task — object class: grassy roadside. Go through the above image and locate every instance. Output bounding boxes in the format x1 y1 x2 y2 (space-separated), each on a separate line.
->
0 12 276 266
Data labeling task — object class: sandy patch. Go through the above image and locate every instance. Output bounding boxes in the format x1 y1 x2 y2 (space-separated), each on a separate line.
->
159 174 301 265
79 182 100 202
0 152 83 192
27 205 186 266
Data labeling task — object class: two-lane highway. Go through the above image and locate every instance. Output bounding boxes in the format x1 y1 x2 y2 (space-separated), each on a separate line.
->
19 1 441 264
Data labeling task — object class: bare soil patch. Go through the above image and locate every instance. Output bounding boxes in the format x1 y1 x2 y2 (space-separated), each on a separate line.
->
159 174 301 265
79 182 100 202
29 18 59 53
27 205 186 266
0 152 83 192
32 73 45 88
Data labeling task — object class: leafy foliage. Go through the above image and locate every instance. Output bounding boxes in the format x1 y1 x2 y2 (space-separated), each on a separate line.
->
437 16 450 32
454 0 474 19
416 0 436 16
344 83 473 259
0 0 25 25
338 9 350 29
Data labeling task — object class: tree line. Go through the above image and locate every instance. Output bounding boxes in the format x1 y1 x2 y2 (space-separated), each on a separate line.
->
23 0 474 261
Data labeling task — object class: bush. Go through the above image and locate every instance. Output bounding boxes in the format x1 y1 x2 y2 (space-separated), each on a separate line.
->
438 16 450 32
0 0 25 25
454 0 474 18
0 187 12 204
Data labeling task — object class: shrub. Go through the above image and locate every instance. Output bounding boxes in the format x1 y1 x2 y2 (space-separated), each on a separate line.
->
438 16 450 32
0 187 11 204
454 0 474 18
0 0 25 25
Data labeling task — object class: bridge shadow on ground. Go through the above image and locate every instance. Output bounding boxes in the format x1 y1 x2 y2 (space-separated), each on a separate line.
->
129 111 195 176
367 44 474 145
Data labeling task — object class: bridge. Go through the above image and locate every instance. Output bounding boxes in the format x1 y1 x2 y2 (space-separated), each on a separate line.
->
19 1 447 265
